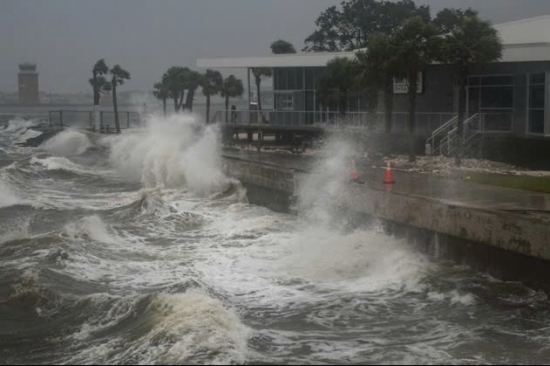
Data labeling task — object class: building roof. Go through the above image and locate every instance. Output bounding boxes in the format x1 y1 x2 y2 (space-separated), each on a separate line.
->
197 15 550 69
494 15 550 45
197 51 358 69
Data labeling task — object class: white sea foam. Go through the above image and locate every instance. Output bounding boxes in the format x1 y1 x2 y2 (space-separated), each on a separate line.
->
63 215 119 245
30 156 89 174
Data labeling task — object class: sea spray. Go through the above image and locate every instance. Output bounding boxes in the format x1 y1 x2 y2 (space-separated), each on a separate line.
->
107 113 233 196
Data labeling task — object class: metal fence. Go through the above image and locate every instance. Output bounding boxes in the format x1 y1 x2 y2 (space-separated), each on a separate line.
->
48 110 141 131
213 109 456 134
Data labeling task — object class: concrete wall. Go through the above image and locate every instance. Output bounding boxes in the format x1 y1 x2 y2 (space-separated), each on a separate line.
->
223 156 550 290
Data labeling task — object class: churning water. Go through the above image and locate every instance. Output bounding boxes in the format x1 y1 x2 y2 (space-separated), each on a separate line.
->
2 114 550 365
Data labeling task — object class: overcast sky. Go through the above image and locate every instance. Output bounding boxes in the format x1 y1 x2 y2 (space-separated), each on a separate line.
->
1 0 549 93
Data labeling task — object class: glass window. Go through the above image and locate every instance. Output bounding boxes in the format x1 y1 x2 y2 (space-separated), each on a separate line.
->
468 88 480 114
295 68 304 90
530 85 545 109
480 75 514 86
480 87 514 109
529 110 545 134
305 91 314 111
305 69 314 90
468 77 480 86
273 69 280 90
275 93 293 110
528 73 546 134
287 69 295 90
530 73 545 85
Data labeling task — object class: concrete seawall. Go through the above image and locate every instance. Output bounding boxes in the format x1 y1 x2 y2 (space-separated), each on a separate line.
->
222 154 550 291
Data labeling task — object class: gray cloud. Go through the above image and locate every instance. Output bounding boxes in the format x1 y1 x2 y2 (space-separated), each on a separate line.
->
0 0 548 93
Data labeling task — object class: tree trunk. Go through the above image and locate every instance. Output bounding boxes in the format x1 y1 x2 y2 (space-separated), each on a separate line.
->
225 96 229 123
178 91 185 111
407 72 418 162
384 80 394 134
162 98 167 116
186 88 196 111
255 77 266 123
206 94 211 124
92 72 99 106
340 100 347 117
112 82 121 134
455 75 467 167
256 78 262 112
173 94 179 112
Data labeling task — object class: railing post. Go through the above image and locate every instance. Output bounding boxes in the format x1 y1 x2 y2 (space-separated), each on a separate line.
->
127 112 130 129
100 111 103 132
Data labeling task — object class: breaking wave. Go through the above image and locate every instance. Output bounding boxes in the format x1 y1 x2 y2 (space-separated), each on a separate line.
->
41 130 93 156
66 292 250 365
108 113 235 196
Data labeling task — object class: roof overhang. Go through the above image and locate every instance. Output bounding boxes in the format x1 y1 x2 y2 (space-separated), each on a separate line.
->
197 51 357 69
501 43 550 62
197 42 550 69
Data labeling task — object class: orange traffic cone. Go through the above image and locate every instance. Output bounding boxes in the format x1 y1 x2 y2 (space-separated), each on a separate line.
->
384 161 395 184
350 159 359 182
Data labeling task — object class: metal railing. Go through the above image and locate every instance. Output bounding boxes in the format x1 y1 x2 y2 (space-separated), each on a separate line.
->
431 111 514 156
440 114 480 156
213 109 455 134
426 115 458 155
48 110 141 131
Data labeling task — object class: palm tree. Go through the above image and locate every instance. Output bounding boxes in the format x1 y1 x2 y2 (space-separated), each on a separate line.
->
183 69 202 112
251 67 272 120
392 16 438 162
109 65 131 134
90 59 109 106
316 57 359 117
201 69 223 124
89 59 109 130
434 8 502 166
153 80 171 116
221 75 244 123
162 66 187 112
356 34 400 133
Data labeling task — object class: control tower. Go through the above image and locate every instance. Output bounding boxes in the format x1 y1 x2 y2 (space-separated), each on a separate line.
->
18 63 39 105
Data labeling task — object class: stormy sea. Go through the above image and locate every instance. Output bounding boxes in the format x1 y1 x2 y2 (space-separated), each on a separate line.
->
1 114 550 365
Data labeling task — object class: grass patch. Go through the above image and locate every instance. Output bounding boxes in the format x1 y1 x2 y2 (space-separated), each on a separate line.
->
463 173 550 193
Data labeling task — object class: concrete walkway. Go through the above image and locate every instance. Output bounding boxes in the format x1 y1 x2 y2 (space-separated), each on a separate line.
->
222 148 550 216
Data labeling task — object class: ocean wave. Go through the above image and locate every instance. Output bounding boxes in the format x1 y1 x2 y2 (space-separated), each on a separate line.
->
40 130 93 156
66 291 250 365
2 119 39 135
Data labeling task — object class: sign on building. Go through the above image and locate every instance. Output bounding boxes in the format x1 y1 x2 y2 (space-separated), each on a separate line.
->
393 72 423 94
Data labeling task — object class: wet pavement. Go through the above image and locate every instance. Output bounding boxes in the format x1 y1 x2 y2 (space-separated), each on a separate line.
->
222 148 550 215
